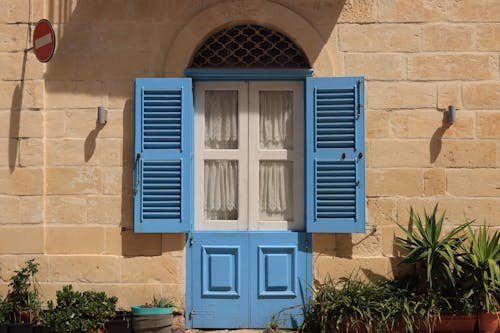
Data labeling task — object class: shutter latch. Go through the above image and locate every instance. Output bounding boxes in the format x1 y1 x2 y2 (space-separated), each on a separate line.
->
356 80 362 119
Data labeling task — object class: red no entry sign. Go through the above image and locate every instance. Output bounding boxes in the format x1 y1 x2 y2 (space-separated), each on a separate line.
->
33 19 55 63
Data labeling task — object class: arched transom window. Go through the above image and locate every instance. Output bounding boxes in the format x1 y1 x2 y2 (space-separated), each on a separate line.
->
190 24 310 68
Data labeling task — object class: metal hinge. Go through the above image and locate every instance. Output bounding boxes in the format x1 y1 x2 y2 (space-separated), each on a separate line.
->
189 236 194 247
356 80 362 119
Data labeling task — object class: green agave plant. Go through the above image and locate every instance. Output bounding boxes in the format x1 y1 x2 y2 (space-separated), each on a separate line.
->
459 225 500 313
395 205 471 291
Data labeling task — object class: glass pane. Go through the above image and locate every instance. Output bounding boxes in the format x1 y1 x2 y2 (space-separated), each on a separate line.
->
205 91 238 149
259 161 293 221
259 91 293 149
204 160 238 220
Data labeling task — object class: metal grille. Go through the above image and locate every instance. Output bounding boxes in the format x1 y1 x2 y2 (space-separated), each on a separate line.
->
190 24 310 68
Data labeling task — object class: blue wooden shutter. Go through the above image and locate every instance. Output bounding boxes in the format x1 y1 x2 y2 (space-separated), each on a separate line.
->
305 77 365 233
133 78 193 232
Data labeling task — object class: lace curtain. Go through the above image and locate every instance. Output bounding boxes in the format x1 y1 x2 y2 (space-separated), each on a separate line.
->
204 90 293 221
205 91 238 149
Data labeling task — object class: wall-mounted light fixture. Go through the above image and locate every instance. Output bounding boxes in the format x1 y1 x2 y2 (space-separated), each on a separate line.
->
446 105 456 125
98 106 107 125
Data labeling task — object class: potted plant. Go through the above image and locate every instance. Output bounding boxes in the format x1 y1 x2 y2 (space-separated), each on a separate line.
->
300 275 428 333
395 206 476 332
104 310 131 333
40 285 117 333
4 259 42 333
131 296 175 333
459 225 500 333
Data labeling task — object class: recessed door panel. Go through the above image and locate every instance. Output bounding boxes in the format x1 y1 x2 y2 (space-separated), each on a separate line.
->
191 233 249 328
250 233 309 328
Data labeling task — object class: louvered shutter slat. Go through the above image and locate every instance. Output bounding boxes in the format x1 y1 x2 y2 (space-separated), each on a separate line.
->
134 78 193 233
306 77 365 233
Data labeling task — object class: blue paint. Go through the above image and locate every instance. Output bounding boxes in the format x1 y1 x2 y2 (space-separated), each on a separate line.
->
133 78 193 233
131 306 173 315
184 68 313 81
188 232 311 329
305 77 366 233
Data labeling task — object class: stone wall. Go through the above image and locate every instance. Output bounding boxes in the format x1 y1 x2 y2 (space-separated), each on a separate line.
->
0 0 499 309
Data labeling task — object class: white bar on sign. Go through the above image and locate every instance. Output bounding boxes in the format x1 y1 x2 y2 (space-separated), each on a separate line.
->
34 33 52 49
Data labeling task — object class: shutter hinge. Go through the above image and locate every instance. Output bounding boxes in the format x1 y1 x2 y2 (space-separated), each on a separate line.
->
356 180 360 187
189 310 193 320
305 239 309 251
189 236 194 247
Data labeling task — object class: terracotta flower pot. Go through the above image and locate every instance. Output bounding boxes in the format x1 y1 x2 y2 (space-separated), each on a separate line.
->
479 312 499 333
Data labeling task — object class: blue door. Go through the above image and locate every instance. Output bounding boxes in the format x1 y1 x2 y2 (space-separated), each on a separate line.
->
190 232 310 329
134 77 365 329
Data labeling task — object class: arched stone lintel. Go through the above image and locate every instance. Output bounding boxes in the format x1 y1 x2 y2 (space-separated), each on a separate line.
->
163 0 333 76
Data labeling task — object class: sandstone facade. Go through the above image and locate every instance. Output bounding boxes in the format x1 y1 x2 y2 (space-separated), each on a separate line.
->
0 0 499 311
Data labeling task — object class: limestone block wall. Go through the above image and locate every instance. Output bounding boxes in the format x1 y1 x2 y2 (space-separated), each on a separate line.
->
0 0 499 309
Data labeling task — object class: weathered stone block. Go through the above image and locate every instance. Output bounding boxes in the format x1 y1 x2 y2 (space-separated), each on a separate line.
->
46 139 99 166
477 24 500 51
408 54 498 80
99 139 122 166
447 169 500 196
339 24 420 52
49 256 121 283
438 82 463 109
0 53 44 80
19 138 43 167
345 53 406 80
366 111 391 138
0 81 43 110
20 196 43 223
0 168 43 195
390 110 474 139
368 140 430 168
422 24 474 51
433 140 496 168
0 226 43 254
424 168 445 195
121 231 163 257
315 256 391 282
367 169 424 197
447 0 500 22
367 198 397 226
46 196 87 224
0 196 20 224
45 82 102 109
102 167 123 195
378 0 446 22
367 82 436 109
45 110 65 138
313 234 336 255
122 256 182 283
46 167 101 195
87 195 121 225
45 226 106 254
338 0 377 23
463 82 500 109
477 112 500 138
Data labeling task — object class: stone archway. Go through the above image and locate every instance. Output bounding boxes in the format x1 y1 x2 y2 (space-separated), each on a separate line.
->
163 0 335 76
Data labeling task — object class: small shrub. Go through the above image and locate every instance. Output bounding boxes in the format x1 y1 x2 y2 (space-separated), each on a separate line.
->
41 285 117 333
5 259 41 324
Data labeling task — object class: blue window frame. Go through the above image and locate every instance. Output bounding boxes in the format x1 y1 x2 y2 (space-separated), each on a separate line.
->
133 73 365 233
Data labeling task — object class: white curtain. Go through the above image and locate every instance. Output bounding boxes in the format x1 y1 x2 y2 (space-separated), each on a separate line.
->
259 91 293 149
205 91 238 149
259 162 293 220
204 160 238 220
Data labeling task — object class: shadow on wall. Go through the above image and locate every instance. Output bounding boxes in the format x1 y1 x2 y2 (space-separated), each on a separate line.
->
9 45 29 173
430 112 452 163
43 0 344 257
